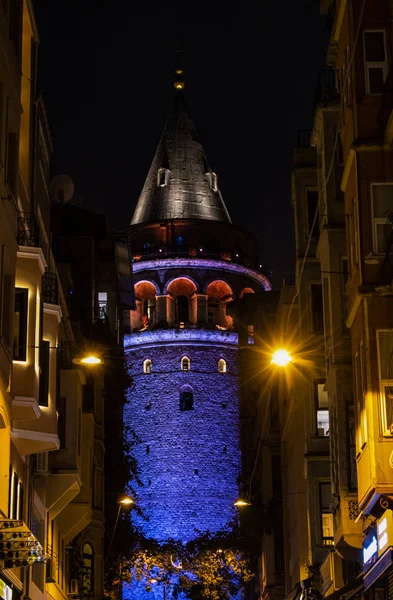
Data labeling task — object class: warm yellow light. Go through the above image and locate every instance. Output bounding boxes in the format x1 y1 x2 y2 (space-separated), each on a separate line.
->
119 496 134 505
234 497 252 507
174 81 185 90
80 355 102 365
271 349 292 367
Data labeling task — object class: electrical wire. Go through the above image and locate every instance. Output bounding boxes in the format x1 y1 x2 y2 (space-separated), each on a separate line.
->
285 0 367 336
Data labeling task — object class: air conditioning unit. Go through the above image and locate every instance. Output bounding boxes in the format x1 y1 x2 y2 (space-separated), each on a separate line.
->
36 452 49 474
68 579 79 595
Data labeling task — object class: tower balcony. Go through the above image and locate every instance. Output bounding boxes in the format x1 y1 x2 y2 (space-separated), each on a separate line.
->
125 327 238 350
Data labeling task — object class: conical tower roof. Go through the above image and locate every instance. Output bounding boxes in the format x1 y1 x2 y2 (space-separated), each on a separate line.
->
130 92 231 225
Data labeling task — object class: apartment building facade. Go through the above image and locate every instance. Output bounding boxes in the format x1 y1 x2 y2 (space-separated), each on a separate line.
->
0 3 132 600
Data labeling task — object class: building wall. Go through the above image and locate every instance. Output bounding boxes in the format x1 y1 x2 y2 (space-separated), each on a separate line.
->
125 335 240 542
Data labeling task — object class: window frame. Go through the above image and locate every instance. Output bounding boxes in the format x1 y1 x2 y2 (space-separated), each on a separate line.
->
370 183 393 255
181 356 190 372
363 30 388 96
143 359 152 374
13 287 28 361
218 359 227 374
305 187 319 239
319 481 334 546
377 329 393 436
315 380 329 437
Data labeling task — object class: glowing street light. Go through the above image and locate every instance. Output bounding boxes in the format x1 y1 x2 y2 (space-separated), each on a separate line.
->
271 349 292 367
72 354 103 366
234 496 252 508
119 496 134 506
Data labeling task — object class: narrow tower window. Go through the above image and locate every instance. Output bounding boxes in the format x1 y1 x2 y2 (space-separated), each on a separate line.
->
157 168 170 187
143 359 152 374
180 390 194 411
181 356 190 371
218 359 227 373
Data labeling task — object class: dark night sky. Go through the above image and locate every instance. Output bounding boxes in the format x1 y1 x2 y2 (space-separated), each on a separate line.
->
33 2 328 289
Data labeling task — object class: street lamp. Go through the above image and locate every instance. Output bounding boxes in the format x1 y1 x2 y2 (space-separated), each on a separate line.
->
271 348 292 367
106 496 134 561
72 353 103 366
234 496 252 508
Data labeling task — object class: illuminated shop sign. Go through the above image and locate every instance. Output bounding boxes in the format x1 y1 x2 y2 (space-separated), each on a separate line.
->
0 579 12 600
363 528 378 568
377 510 393 557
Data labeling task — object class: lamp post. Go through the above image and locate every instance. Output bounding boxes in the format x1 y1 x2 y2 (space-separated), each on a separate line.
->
106 496 134 561
234 349 293 509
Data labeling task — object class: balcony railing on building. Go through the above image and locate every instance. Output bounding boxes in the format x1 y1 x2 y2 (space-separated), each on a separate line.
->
17 211 40 247
41 271 58 305
314 68 340 111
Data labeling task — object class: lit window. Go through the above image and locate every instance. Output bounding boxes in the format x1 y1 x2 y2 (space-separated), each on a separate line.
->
180 390 193 411
13 288 28 361
181 356 190 371
82 543 94 594
319 482 334 545
157 168 170 187
143 359 152 374
98 292 107 320
363 30 387 95
377 331 393 435
371 184 393 255
206 172 218 191
218 359 226 373
316 381 329 437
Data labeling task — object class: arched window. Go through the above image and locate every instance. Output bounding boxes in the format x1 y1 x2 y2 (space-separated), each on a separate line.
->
181 356 190 372
143 359 152 374
82 543 94 594
218 359 227 373
180 390 194 411
175 295 189 325
143 298 156 326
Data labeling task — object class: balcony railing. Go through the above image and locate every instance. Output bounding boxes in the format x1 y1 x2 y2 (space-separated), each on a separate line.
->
41 272 58 305
17 211 40 247
314 68 340 110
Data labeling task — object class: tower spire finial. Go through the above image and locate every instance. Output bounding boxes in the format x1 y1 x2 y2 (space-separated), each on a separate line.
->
174 44 184 91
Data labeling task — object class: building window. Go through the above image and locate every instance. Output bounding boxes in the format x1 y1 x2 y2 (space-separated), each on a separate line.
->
306 189 319 238
39 340 50 406
13 287 28 361
206 172 218 191
315 381 329 437
311 283 324 334
377 330 393 435
208 297 220 324
143 359 152 374
363 30 387 95
82 543 94 595
157 168 170 187
143 298 156 327
218 359 227 373
175 295 189 325
371 184 393 255
180 390 193 411
319 482 334 545
98 292 107 320
181 356 190 371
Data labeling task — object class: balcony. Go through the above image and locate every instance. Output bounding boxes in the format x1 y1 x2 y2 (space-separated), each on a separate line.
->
41 272 58 305
313 68 340 111
17 211 40 247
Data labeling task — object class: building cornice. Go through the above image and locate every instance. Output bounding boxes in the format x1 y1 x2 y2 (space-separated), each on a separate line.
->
43 303 63 324
125 328 238 350
17 246 47 274
132 258 271 291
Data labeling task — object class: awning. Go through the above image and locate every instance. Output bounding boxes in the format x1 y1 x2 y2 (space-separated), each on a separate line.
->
0 519 46 569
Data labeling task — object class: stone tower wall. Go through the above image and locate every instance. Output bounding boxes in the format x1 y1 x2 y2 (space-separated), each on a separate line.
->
124 339 240 542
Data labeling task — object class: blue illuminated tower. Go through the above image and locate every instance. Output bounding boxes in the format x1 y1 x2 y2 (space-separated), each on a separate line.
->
123 70 271 596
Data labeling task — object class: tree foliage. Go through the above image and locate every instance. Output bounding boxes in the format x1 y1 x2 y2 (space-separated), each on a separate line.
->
105 525 253 600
